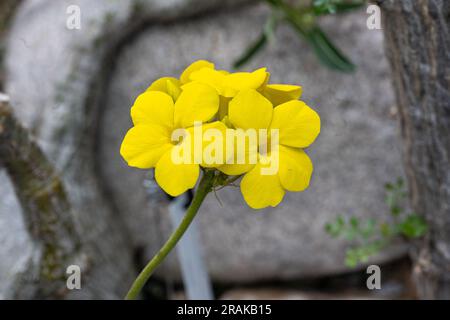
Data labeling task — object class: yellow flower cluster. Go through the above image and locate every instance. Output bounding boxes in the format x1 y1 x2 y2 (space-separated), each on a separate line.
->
120 60 320 209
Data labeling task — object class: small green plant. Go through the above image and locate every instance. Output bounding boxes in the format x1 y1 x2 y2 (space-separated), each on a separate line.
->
325 178 428 268
234 0 367 72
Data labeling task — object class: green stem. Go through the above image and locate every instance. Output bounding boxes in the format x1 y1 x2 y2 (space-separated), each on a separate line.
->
125 170 215 300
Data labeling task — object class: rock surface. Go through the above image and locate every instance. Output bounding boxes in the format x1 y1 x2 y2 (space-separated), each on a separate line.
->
2 0 406 292
100 4 405 281
1 0 251 298
0 170 32 299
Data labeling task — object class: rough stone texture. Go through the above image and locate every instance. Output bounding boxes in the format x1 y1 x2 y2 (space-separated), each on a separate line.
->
2 0 407 291
100 4 406 282
381 0 450 299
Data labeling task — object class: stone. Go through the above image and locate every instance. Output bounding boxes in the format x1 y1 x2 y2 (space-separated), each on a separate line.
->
99 3 406 282
2 0 407 290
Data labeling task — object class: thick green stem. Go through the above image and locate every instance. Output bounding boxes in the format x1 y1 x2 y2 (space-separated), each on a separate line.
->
125 171 215 300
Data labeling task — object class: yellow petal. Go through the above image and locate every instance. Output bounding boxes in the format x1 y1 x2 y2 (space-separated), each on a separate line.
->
130 91 174 128
278 145 313 191
228 89 273 130
221 67 268 98
218 163 255 176
190 68 268 98
146 77 181 101
120 124 172 169
201 121 229 168
174 82 219 128
240 162 285 209
155 147 200 196
180 60 215 84
217 128 258 175
189 68 226 94
269 100 320 148
166 79 182 101
263 84 302 106
257 71 271 92
184 121 229 168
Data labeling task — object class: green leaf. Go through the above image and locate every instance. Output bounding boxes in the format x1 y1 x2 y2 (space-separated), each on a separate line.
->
325 215 345 237
361 219 376 239
391 205 402 216
385 176 407 215
264 0 279 7
313 0 366 16
327 178 429 268
336 215 344 226
333 2 365 14
324 222 335 235
344 240 387 268
303 27 356 73
400 215 428 238
350 217 359 228
266 0 356 72
380 223 392 238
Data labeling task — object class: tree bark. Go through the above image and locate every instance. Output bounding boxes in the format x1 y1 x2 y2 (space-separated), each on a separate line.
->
380 0 450 299
0 94 83 298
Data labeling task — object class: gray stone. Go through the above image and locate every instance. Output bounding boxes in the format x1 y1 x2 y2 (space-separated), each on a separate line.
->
2 0 406 290
2 0 251 298
100 4 406 282
219 288 403 300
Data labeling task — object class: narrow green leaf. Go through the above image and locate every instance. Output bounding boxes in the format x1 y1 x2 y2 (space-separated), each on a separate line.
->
380 223 391 238
233 33 268 69
334 2 365 13
345 249 359 268
304 27 356 72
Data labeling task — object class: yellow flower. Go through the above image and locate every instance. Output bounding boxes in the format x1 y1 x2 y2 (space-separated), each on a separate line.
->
147 60 296 119
218 89 321 209
120 60 320 209
120 81 223 197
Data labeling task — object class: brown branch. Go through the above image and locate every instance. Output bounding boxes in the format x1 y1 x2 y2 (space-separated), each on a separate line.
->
0 93 83 298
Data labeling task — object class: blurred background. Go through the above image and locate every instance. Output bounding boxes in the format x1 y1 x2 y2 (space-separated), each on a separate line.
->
0 0 447 300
